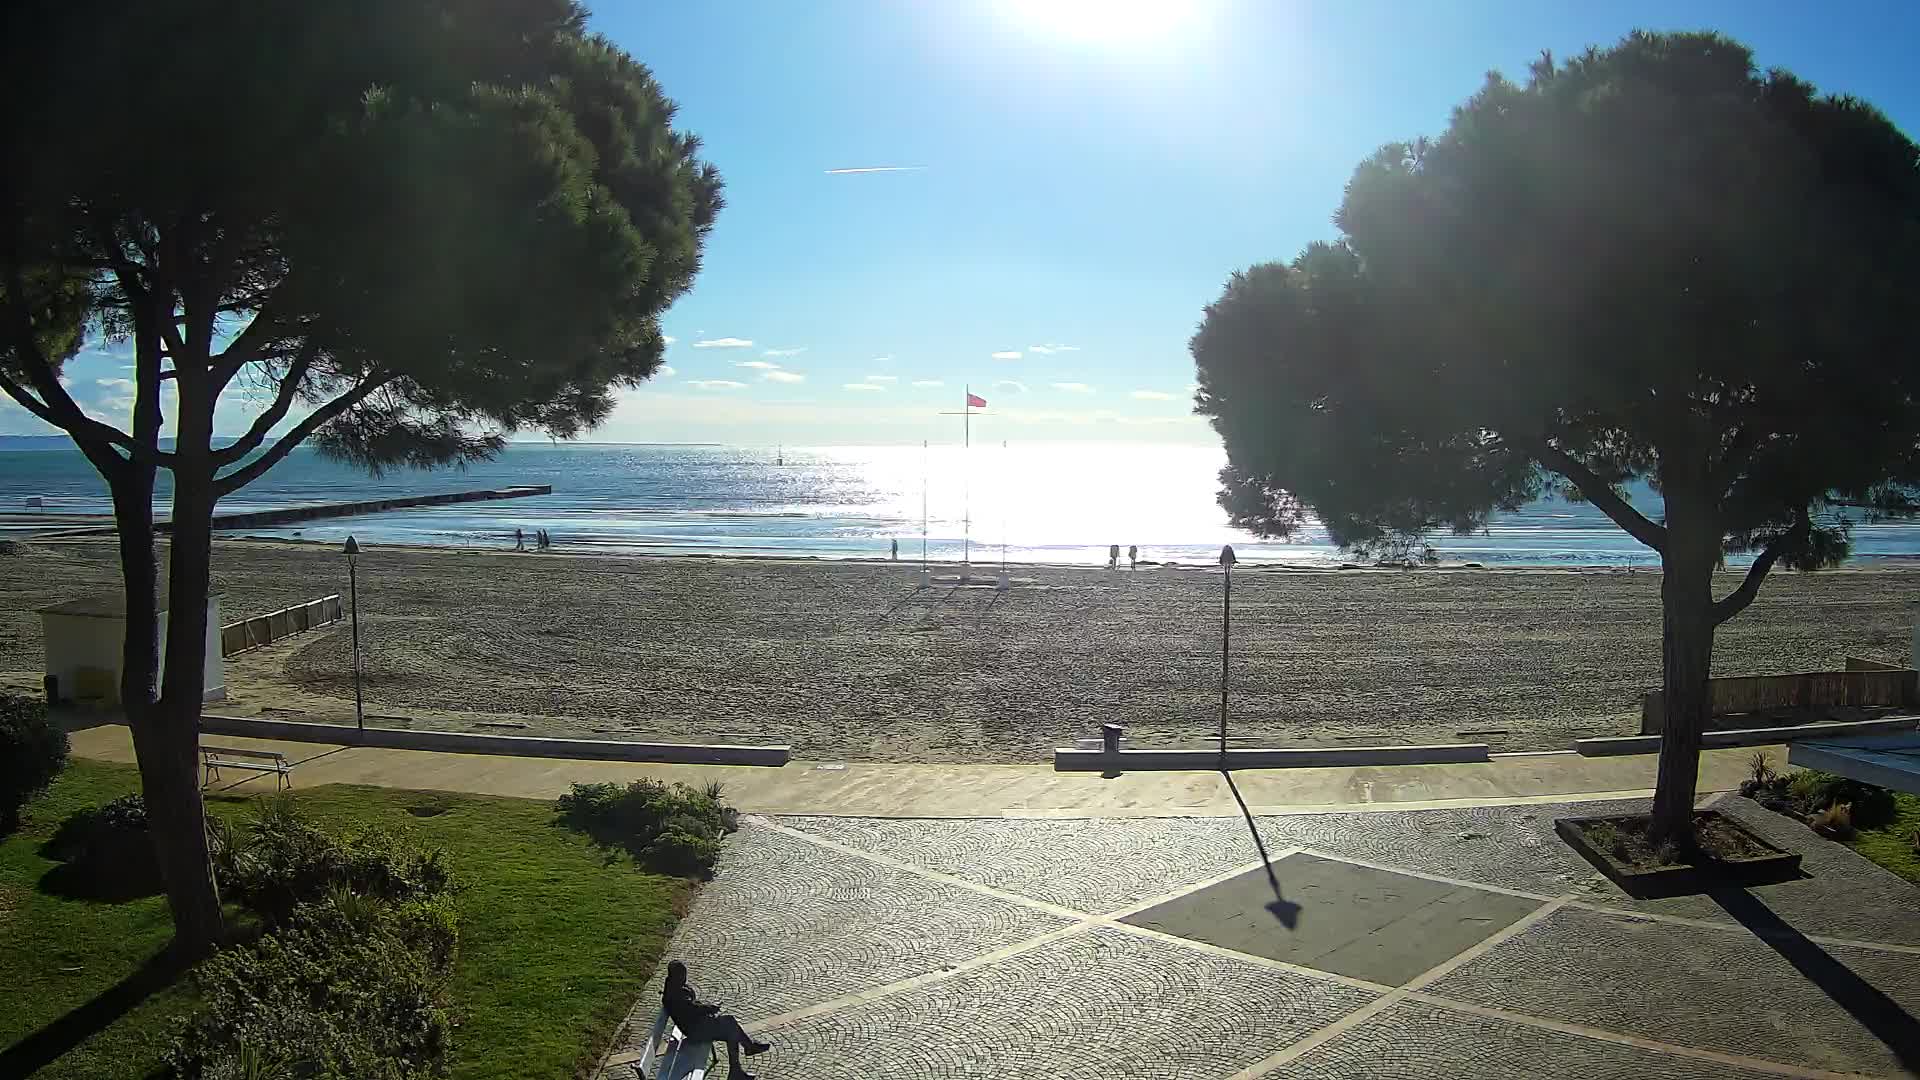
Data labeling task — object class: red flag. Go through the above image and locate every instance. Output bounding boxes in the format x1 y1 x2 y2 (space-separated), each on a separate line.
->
966 392 987 408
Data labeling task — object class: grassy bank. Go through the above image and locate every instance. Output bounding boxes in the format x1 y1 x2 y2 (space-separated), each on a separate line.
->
1851 790 1920 885
0 761 693 1079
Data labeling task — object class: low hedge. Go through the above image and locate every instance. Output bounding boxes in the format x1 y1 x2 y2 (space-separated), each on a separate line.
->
1 693 69 832
554 779 735 877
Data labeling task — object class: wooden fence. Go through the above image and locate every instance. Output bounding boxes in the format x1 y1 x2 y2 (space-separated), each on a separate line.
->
1641 667 1919 733
220 595 343 657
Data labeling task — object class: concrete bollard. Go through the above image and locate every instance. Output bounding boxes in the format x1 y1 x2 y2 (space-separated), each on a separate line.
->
1101 723 1124 754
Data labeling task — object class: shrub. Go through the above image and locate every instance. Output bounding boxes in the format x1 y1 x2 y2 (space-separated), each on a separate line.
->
220 796 452 924
169 894 458 1080
1788 770 1899 829
38 793 161 900
554 779 734 877
1811 802 1855 840
0 692 69 831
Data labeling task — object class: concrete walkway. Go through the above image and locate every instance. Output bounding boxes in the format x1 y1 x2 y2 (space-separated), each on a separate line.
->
71 723 1768 817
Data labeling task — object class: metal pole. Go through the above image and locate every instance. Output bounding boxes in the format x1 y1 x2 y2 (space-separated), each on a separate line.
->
962 388 971 577
1219 562 1230 762
349 553 364 732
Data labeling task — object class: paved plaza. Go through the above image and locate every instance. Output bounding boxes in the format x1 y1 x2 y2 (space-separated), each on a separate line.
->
606 794 1920 1080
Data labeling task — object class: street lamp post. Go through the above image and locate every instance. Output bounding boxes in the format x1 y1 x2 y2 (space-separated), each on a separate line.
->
1219 544 1236 766
344 535 364 732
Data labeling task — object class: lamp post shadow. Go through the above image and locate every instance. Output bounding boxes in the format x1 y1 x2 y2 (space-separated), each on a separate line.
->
1223 768 1300 929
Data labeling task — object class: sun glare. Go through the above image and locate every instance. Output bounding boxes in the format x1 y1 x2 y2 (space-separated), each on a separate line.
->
1001 0 1199 44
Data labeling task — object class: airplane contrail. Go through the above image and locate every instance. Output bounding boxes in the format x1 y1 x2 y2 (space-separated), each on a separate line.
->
824 165 929 175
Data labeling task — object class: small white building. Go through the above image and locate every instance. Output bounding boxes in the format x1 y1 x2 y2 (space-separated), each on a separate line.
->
40 592 225 706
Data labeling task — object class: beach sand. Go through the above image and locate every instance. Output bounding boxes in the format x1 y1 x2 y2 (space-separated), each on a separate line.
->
1 538 1913 763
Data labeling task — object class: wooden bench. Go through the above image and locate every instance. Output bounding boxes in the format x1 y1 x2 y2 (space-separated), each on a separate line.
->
626 1006 714 1080
200 745 293 791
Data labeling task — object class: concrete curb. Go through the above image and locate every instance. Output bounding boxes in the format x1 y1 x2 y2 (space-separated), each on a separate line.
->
1574 715 1919 757
1052 743 1490 771
199 714 789 766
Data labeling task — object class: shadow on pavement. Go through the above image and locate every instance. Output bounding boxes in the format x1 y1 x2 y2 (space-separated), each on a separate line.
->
1223 769 1301 928
1711 887 1920 1072
0 944 189 1078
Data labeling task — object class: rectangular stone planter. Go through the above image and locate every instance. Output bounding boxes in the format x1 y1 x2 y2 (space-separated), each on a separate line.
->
1555 810 1803 898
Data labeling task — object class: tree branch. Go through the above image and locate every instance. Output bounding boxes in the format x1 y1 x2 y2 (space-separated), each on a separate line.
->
210 339 318 467
212 372 397 497
1532 439 1668 553
1710 424 1758 496
1712 506 1810 625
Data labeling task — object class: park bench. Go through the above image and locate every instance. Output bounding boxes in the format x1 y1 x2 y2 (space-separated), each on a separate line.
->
628 1005 714 1080
200 745 294 791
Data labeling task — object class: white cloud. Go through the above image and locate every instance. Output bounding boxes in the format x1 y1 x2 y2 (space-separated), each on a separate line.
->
657 365 676 377
865 375 898 383
911 379 945 388
687 379 748 390
736 360 782 370
763 346 807 358
844 382 887 392
663 335 677 346
1187 383 1202 392
1130 389 1175 400
871 355 894 364
992 380 1028 394
693 337 754 349
824 166 928 175
991 351 1022 361
1028 343 1081 355
1051 382 1094 394
763 370 805 384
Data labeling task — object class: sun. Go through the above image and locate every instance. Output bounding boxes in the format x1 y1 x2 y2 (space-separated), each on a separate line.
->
1000 0 1199 44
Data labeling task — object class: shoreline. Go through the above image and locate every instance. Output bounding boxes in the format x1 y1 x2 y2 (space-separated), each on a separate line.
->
19 526 1920 575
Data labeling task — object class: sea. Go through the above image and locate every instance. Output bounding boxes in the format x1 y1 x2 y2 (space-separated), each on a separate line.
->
3 440 1918 568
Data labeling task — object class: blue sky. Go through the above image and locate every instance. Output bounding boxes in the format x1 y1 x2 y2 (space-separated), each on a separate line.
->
12 0 1918 446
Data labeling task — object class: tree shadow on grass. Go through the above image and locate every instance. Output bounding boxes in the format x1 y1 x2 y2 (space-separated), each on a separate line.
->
1223 769 1301 929
0 944 189 1079
1710 888 1920 1073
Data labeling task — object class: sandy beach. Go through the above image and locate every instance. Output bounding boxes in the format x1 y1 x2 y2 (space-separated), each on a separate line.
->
1 537 1913 762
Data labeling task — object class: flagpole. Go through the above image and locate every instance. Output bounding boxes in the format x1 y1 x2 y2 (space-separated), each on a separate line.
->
963 386 971 579
920 439 928 571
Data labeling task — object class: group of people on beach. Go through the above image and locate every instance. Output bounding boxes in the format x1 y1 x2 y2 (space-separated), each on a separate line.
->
1108 543 1138 570
513 527 553 552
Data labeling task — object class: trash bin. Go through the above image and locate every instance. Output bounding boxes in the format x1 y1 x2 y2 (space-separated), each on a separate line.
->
1101 723 1123 754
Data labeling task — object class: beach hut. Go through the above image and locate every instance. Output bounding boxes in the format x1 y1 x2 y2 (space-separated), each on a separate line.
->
39 592 225 706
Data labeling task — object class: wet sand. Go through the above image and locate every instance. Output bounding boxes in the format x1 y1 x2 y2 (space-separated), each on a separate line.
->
1 538 1913 763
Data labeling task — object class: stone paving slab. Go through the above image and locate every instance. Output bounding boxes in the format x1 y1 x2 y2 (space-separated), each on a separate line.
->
751 926 1379 1080
616 823 1072 1031
1425 904 1920 1077
1276 999 1790 1080
1123 853 1544 986
779 814 1262 913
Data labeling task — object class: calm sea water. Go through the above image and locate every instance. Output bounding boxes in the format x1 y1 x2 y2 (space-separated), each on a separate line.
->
3 441 1917 567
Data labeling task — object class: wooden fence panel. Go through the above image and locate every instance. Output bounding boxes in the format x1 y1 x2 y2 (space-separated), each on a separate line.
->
219 594 346 656
1641 668 1919 733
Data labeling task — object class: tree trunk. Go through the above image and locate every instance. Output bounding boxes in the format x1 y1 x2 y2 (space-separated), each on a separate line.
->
1649 540 1718 847
151 426 224 957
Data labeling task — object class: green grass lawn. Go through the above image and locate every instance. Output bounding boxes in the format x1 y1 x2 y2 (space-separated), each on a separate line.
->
1 760 694 1080
1850 790 1920 885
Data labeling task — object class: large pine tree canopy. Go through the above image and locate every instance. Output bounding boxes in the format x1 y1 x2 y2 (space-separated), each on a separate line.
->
1 0 722 481
1194 31 1920 573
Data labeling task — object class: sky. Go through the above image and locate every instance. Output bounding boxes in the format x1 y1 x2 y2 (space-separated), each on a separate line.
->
11 0 1920 447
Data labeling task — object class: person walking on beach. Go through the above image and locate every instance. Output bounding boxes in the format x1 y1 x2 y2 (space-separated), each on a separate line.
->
890 537 899 561
663 961 770 1078
514 527 525 552
1108 543 1120 570
1128 544 1138 571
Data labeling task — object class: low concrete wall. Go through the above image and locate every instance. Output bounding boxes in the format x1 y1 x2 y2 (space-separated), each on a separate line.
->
1577 715 1919 757
1641 668 1918 734
1053 743 1490 772
200 714 789 766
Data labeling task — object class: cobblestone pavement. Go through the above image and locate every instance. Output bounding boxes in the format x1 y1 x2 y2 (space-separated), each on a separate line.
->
606 795 1920 1080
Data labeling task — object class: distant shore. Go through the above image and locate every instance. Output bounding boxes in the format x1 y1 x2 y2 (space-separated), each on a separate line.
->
1 537 1913 763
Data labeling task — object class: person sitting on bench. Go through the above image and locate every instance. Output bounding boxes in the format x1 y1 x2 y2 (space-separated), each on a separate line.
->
663 960 770 1078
